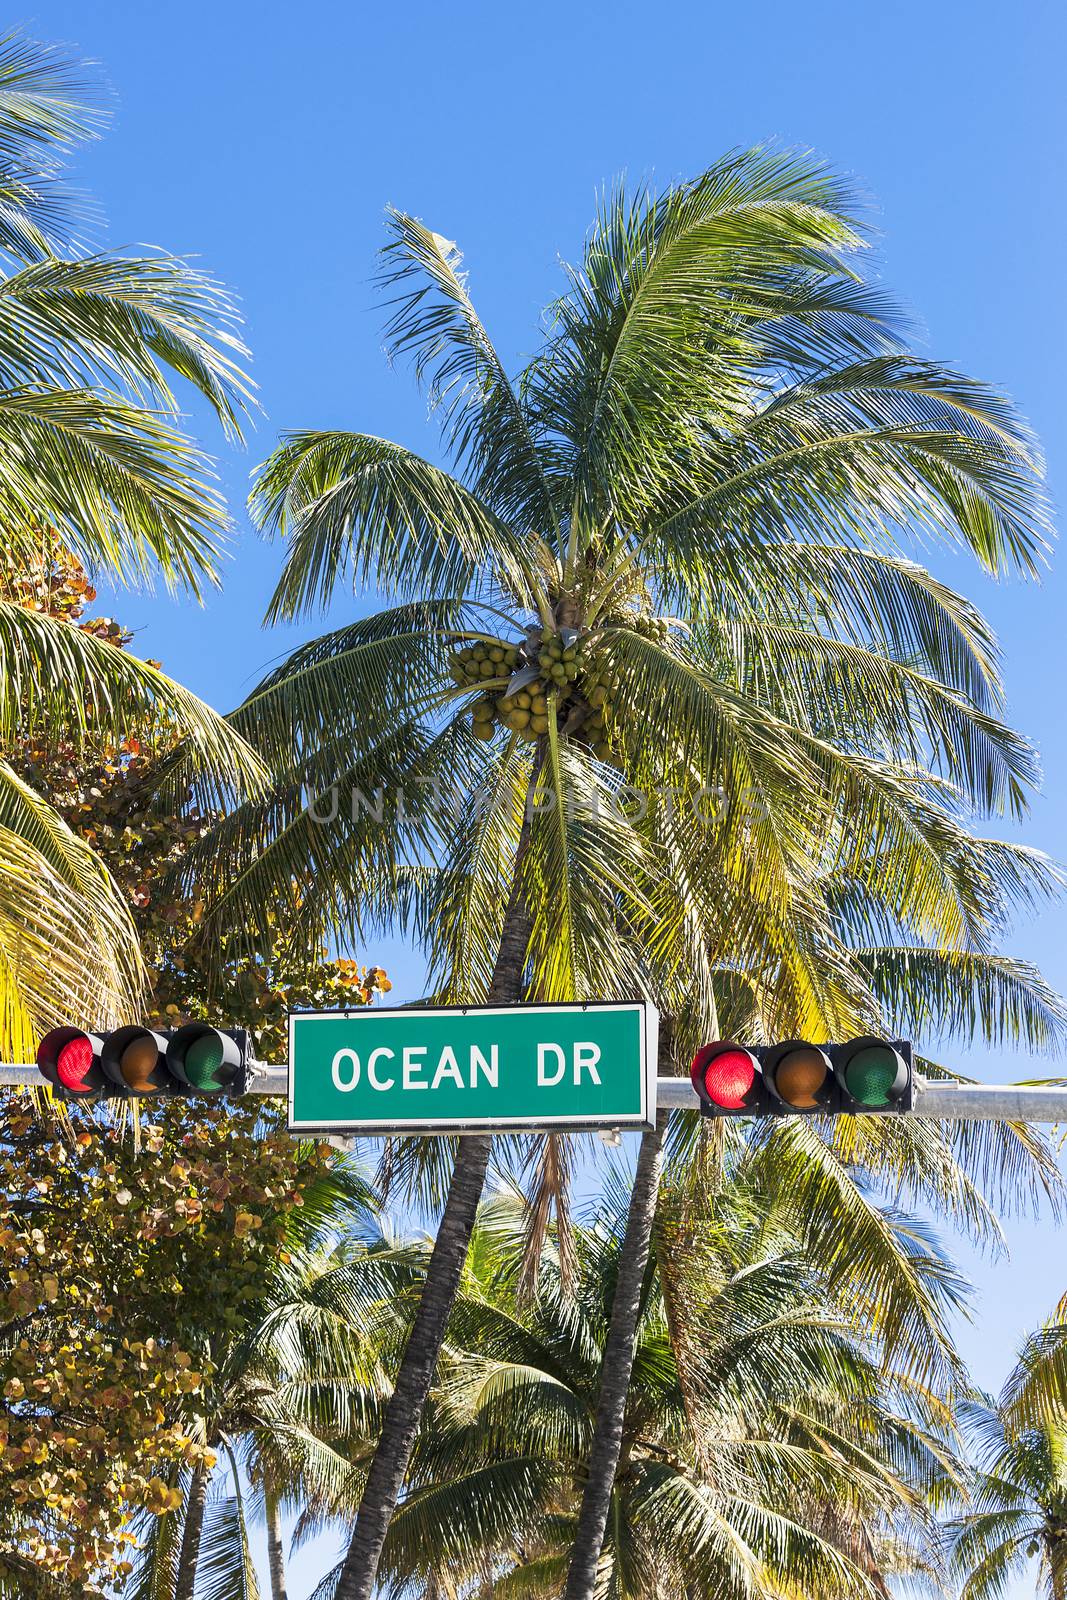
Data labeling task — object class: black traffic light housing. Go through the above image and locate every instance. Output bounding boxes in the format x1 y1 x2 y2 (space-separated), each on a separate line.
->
36 1025 251 1102
690 1037 912 1118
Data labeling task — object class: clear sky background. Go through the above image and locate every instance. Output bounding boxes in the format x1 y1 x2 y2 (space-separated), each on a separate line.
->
23 1 1067 1593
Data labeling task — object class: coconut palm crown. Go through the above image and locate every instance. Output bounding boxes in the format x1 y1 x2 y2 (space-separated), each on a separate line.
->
190 147 1061 1065
185 149 1067 1600
951 1313 1067 1600
0 34 261 1054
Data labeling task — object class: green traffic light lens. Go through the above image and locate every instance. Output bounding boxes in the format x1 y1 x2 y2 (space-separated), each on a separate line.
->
845 1044 899 1106
183 1032 226 1089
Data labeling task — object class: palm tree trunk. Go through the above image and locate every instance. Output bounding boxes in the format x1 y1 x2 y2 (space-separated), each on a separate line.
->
174 1461 211 1600
1050 1532 1067 1600
333 846 533 1600
266 1490 288 1600
563 1109 669 1600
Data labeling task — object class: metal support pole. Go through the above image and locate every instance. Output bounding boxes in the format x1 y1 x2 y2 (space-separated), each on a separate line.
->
1 1065 1066 1120
654 1075 1067 1121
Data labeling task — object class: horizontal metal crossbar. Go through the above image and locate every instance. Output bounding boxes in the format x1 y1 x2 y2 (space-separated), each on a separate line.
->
1 1066 1065 1121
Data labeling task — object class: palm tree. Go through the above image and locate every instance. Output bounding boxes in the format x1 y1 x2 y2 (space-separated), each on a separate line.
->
0 32 260 1054
244 1216 432 1600
294 1180 963 1599
125 1149 406 1600
191 149 1059 1598
950 1320 1067 1600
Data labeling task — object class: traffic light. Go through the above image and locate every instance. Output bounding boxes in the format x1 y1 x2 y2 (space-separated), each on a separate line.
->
35 1025 250 1101
690 1036 912 1117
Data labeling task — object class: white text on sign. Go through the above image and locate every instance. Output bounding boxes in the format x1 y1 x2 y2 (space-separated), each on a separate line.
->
329 1039 604 1094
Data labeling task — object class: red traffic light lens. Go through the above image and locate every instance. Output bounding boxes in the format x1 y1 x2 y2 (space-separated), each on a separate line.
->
704 1049 757 1109
691 1045 759 1109
56 1034 96 1093
36 1027 104 1095
772 1046 829 1109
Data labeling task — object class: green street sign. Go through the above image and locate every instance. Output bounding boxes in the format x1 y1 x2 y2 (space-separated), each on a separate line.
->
287 1002 659 1135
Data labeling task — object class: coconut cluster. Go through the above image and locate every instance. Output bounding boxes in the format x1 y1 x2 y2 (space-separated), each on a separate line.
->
448 627 626 762
625 614 672 646
448 638 522 686
578 658 617 761
536 632 619 760
472 683 551 742
536 630 589 686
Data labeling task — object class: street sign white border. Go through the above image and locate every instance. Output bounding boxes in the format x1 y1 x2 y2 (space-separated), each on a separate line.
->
287 1001 659 1135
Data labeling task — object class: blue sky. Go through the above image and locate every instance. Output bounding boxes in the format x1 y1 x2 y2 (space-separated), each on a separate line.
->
26 0 1067 1592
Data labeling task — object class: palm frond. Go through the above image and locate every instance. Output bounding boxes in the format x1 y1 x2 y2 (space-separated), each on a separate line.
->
685 539 1006 712
910 1056 1063 1222
0 32 103 163
998 1321 1067 1431
538 146 870 537
0 32 103 260
379 1459 562 1590
0 387 230 593
638 357 1049 595
743 1120 968 1385
698 613 1037 816
123 1473 187 1600
0 762 143 1049
196 1456 261 1600
253 432 539 619
0 254 253 436
379 210 562 538
424 732 531 1001
853 946 1067 1052
0 601 266 796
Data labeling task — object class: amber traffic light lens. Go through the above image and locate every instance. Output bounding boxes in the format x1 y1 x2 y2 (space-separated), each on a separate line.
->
100 1026 170 1097
119 1034 163 1093
773 1047 828 1109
